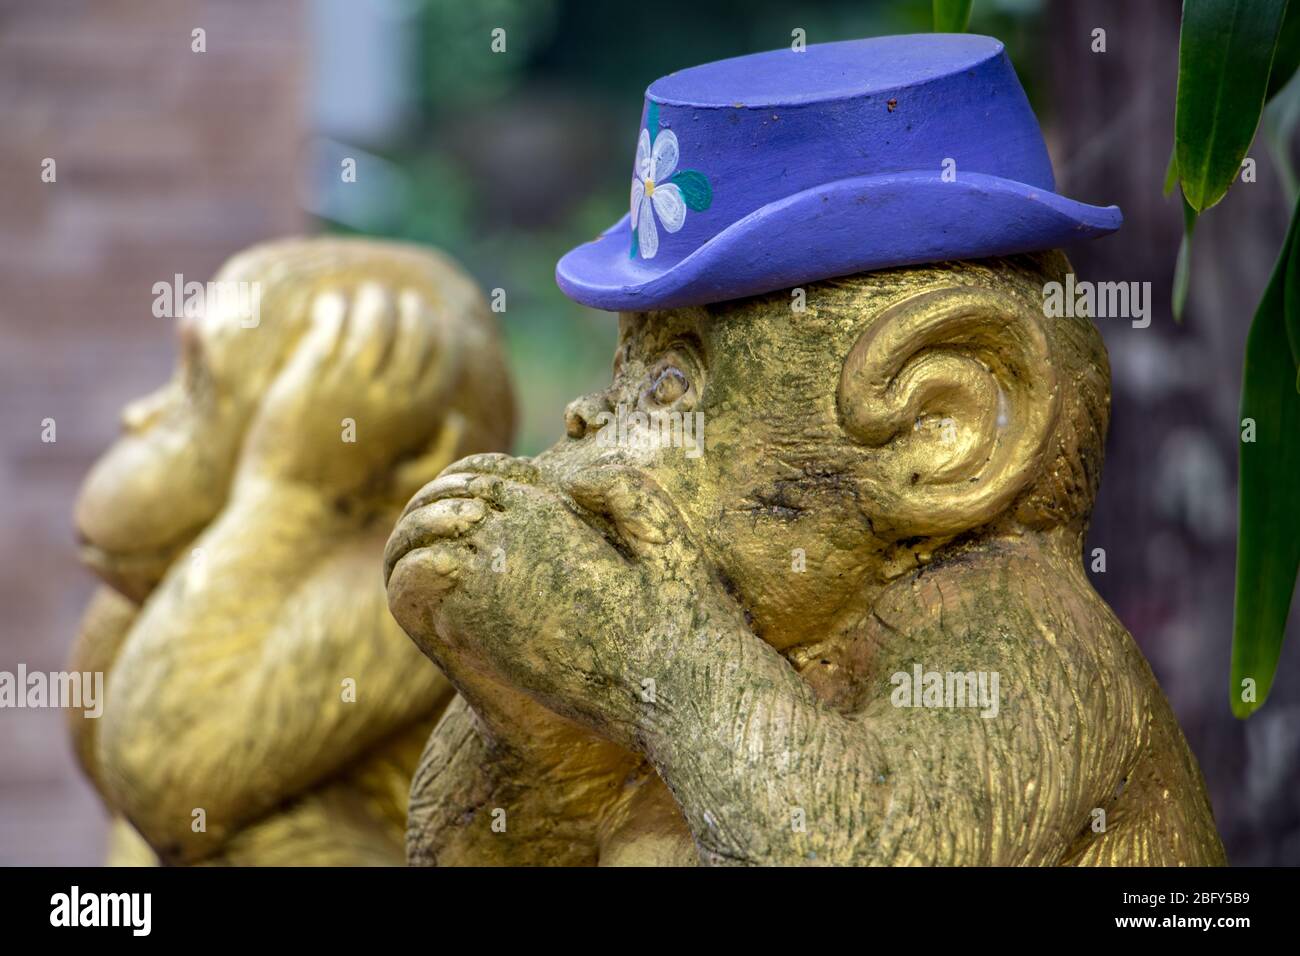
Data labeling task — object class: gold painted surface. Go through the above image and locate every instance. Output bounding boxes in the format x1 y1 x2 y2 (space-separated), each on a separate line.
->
388 251 1226 866
69 237 515 865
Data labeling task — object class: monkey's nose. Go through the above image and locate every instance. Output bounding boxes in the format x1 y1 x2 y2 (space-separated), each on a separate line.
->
564 392 612 439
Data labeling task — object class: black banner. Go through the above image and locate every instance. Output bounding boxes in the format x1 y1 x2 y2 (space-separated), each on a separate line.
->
0 866 1279 942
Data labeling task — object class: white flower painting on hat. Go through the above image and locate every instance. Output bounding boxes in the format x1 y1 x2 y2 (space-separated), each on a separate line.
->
630 103 712 260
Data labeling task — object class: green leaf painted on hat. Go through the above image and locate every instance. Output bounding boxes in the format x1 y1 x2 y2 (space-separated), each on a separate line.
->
1231 194 1300 716
646 101 660 143
670 169 712 212
1175 0 1287 212
630 227 638 259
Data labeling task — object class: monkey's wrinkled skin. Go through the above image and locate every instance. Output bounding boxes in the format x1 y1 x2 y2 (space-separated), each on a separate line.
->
70 238 514 865
387 252 1225 866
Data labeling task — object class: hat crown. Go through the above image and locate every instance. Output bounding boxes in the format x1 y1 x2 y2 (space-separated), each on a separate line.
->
650 33 1014 107
626 35 1054 269
557 33 1120 312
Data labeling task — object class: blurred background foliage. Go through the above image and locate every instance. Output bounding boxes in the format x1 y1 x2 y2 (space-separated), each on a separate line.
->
316 0 1044 452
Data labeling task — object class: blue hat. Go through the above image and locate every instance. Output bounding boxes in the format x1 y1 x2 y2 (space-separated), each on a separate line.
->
556 34 1121 312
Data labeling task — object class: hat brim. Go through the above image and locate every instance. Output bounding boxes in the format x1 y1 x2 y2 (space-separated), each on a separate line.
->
556 170 1121 312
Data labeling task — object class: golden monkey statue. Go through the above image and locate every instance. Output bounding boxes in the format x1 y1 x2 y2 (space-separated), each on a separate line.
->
386 253 1227 866
70 237 514 865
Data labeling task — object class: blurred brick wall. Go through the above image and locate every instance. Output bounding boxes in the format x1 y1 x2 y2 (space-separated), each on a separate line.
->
0 0 306 863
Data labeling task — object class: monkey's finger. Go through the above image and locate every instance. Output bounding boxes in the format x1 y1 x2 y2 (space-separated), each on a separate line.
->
386 542 469 652
254 291 347 414
400 455 539 518
386 288 434 381
384 496 488 586
400 471 507 520
562 465 684 560
335 281 398 380
441 453 540 484
394 289 459 391
290 291 348 375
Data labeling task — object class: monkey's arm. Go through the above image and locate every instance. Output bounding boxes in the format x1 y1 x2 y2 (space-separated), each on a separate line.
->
98 477 449 863
67 586 137 794
406 649 647 866
68 588 164 866
639 561 1144 866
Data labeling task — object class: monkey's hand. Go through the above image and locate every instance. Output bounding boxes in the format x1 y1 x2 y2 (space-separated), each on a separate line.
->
385 454 742 749
238 283 460 499
388 453 688 863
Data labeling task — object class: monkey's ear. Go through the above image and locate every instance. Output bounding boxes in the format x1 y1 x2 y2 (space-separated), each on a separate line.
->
838 285 1060 539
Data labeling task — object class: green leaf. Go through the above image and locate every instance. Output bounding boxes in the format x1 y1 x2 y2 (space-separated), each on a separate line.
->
932 0 973 32
1286 202 1300 376
646 101 659 142
1163 146 1179 197
670 169 713 211
1267 0 1300 100
1264 121 1299 210
1231 196 1300 717
1175 0 1288 212
1172 196 1198 322
1263 80 1300 205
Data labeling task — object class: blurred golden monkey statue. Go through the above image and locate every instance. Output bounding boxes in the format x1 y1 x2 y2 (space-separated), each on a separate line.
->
386 253 1226 866
70 237 514 865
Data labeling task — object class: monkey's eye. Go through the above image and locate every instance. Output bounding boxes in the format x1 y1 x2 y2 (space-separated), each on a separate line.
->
647 364 690 406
